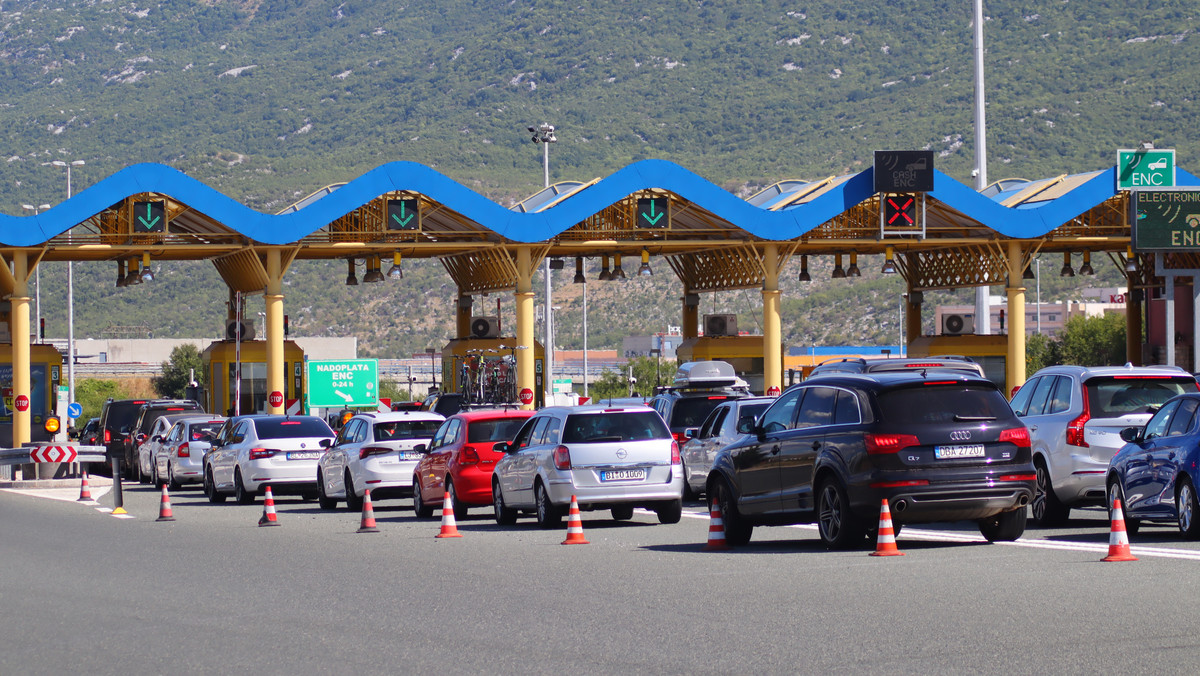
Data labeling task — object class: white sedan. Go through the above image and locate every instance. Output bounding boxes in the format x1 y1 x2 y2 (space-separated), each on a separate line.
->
316 411 444 510
204 415 335 504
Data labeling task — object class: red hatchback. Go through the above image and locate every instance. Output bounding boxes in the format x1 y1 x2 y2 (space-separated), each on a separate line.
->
413 409 534 519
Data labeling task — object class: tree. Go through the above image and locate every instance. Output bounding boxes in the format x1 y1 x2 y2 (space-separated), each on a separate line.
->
1026 332 1062 374
76 378 132 422
152 344 205 399
588 357 675 402
1058 312 1127 366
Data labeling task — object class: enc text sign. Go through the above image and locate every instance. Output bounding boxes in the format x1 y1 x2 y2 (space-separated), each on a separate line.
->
1132 190 1200 251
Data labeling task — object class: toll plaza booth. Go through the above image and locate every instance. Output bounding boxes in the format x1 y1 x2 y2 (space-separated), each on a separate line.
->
675 335 775 394
907 334 1009 392
0 343 65 447
202 339 305 416
441 337 544 409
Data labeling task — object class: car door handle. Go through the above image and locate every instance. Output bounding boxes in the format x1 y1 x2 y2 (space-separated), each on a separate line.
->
812 441 820 451
770 444 781 455
1028 425 1038 432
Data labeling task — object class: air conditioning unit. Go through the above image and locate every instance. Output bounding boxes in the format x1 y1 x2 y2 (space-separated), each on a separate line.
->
470 316 500 339
226 319 255 341
704 314 738 337
941 314 975 336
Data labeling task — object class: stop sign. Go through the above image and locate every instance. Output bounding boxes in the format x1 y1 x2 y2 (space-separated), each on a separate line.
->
14 394 29 412
268 391 284 408
767 385 781 396
519 388 534 405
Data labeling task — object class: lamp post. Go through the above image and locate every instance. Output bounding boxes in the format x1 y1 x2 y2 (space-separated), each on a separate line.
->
528 122 557 404
425 347 437 392
21 204 51 343
51 159 84 426
1036 257 1042 334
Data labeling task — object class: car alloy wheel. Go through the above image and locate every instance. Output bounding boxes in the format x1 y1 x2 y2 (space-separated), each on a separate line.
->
204 468 226 504
1178 480 1200 539
1031 461 1069 527
1107 480 1139 536
344 471 363 511
317 471 337 510
534 482 561 529
711 478 752 546
817 479 863 549
448 480 468 520
413 479 434 518
234 470 255 505
493 481 517 525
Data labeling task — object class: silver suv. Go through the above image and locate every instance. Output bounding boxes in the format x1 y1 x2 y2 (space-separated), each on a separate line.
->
1012 364 1198 526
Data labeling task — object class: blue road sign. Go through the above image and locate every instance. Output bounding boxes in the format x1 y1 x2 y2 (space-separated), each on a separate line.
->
67 402 82 418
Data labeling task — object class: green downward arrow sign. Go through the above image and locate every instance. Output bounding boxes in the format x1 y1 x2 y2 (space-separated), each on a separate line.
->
641 199 664 226
391 201 414 227
137 203 160 230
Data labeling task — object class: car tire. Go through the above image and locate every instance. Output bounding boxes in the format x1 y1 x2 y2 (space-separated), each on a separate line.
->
316 472 337 510
1107 479 1140 536
978 508 1027 542
136 458 148 485
816 477 865 549
534 481 561 529
681 463 696 502
656 499 683 524
234 470 255 505
710 477 752 546
204 467 226 504
344 472 363 512
493 480 518 525
611 505 635 521
1030 459 1070 527
1177 479 1200 539
167 464 182 492
448 480 468 520
413 479 434 519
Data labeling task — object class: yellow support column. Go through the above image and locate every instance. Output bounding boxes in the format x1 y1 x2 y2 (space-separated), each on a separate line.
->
265 249 285 414
1006 241 1027 392
12 252 31 447
515 247 536 410
762 243 782 395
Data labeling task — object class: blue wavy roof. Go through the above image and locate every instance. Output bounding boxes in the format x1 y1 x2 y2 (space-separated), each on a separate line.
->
2 159 1196 247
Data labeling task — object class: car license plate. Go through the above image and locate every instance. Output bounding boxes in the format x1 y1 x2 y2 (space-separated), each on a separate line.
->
286 451 320 460
398 451 421 460
934 445 986 459
600 469 646 482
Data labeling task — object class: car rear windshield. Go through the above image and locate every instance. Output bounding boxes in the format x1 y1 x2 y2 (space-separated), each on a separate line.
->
142 404 201 431
877 384 1013 424
669 396 733 428
104 401 148 431
467 418 529 444
374 420 443 441
254 418 333 439
188 422 223 441
1085 376 1198 418
563 411 671 443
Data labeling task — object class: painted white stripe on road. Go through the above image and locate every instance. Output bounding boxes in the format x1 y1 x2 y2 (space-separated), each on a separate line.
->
2 486 111 503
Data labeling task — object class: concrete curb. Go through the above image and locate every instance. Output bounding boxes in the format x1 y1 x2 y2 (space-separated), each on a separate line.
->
0 477 115 489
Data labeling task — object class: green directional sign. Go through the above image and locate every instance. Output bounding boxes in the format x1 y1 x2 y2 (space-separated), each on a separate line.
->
306 359 378 407
1132 190 1200 251
387 198 420 230
1117 149 1176 190
133 201 166 233
637 197 669 228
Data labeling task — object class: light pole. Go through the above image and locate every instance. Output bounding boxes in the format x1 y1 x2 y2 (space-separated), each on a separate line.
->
21 204 51 343
972 0 991 336
1036 256 1042 334
528 122 557 404
51 159 84 426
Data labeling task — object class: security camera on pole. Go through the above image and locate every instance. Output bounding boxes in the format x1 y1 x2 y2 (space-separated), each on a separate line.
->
528 122 557 407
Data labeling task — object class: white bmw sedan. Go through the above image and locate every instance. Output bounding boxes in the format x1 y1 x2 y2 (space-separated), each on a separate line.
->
204 415 335 504
316 411 444 510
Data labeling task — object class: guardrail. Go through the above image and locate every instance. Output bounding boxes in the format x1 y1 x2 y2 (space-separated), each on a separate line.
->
0 445 107 466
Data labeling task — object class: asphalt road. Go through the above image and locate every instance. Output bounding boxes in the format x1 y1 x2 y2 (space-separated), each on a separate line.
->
4 482 1200 675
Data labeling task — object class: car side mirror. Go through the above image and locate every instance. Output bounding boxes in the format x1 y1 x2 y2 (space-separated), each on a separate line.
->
1119 427 1142 443
684 428 698 439
319 438 332 448
414 443 428 454
152 435 163 443
493 442 509 453
736 419 757 435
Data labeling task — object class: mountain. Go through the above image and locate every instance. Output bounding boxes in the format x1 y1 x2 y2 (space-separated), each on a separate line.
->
2 0 1187 356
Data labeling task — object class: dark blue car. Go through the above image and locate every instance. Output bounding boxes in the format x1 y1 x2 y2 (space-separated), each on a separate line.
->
1108 393 1200 538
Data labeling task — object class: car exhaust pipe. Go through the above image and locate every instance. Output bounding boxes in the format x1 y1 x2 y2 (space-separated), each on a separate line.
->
893 499 908 513
1018 495 1029 506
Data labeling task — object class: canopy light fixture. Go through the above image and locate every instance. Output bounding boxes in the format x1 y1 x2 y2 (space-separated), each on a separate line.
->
346 258 358 286
139 252 154 283
1079 251 1095 276
612 253 627 280
1060 252 1075 277
573 256 586 284
124 256 142 286
598 255 612 281
387 252 403 279
847 253 861 278
798 254 811 282
832 254 846 279
638 249 653 276
882 246 897 274
1126 246 1138 272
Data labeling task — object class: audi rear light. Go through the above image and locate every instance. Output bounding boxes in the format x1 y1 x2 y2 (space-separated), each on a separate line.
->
865 433 920 454
998 474 1037 482
1066 386 1090 448
358 446 390 460
870 479 929 488
553 445 572 470
998 426 1031 448
177 442 190 458
670 441 681 465
248 448 276 460
460 448 481 466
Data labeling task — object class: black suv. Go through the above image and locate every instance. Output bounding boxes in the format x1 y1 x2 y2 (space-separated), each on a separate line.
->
648 361 750 444
96 398 151 473
706 371 1035 549
123 399 203 478
808 354 985 379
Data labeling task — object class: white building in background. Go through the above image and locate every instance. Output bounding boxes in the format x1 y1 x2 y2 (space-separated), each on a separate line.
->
935 287 1126 338
46 337 357 364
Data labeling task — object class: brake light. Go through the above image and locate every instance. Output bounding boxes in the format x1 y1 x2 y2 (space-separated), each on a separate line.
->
177 442 190 458
460 448 481 466
707 396 730 400
998 474 1037 481
248 448 276 460
922 381 957 386
672 431 690 444
553 445 571 470
104 429 111 443
358 446 390 460
904 363 946 368
998 427 1031 448
1066 386 1090 448
870 479 929 488
671 441 681 465
865 433 920 454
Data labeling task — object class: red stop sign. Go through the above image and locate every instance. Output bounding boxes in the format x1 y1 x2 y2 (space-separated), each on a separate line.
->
14 394 29 412
519 388 534 405
268 391 284 407
767 386 781 396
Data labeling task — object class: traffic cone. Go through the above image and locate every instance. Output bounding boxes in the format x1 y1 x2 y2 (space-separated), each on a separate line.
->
357 489 380 533
1102 498 1137 562
258 485 280 527
561 495 589 545
435 491 462 538
77 471 93 502
704 499 729 551
156 484 175 522
870 498 904 557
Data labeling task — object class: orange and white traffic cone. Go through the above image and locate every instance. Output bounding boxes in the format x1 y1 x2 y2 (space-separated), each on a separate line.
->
258 485 280 527
704 499 729 551
156 484 175 522
1102 498 1137 562
357 489 380 533
77 471 93 502
870 498 904 557
561 495 589 545
435 491 462 538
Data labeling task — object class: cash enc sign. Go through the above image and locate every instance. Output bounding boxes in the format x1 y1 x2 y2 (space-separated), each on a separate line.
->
873 150 934 193
1132 190 1200 251
306 359 378 408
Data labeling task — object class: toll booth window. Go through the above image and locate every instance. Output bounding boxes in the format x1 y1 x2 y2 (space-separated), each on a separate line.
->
229 362 268 414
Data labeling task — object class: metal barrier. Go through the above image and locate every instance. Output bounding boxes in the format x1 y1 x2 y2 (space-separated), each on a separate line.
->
0 445 107 466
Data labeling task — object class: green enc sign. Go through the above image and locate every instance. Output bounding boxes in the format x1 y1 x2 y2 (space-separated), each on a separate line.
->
1117 149 1176 190
306 359 378 408
1133 190 1200 251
